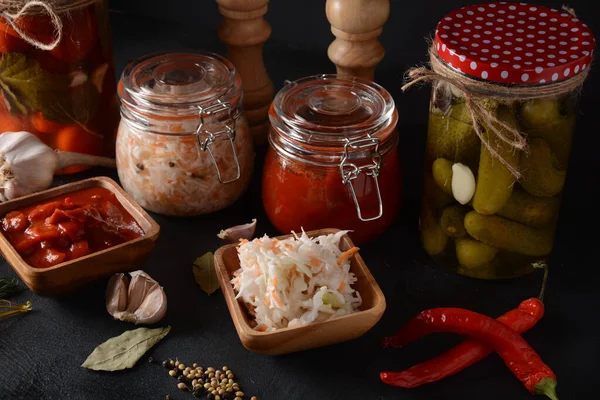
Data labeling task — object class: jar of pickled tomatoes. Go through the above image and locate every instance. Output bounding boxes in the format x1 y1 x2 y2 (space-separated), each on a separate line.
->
0 0 118 174
117 52 254 216
263 74 401 245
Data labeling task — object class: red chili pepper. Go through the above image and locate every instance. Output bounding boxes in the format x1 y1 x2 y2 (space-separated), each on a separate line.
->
380 298 544 388
382 307 559 399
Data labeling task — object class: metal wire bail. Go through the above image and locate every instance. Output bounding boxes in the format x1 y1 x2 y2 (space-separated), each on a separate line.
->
339 136 383 222
195 100 241 184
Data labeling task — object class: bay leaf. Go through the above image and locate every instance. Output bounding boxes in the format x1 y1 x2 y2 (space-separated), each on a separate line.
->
81 326 171 371
193 252 220 295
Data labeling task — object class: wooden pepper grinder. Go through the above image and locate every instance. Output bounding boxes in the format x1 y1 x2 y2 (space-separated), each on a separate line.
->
326 0 390 80
217 0 274 145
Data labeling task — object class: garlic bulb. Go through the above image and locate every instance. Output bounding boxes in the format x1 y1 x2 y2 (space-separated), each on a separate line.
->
0 131 116 202
217 218 257 243
106 271 167 325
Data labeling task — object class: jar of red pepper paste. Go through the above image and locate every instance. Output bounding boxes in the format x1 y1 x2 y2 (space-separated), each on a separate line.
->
262 74 401 244
0 0 118 174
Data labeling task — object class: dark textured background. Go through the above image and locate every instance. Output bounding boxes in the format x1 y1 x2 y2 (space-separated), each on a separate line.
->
1 1 600 399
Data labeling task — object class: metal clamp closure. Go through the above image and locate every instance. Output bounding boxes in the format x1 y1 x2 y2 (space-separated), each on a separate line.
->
339 136 383 222
195 100 241 184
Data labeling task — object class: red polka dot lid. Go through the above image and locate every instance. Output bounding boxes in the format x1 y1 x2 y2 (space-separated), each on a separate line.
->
434 2 595 84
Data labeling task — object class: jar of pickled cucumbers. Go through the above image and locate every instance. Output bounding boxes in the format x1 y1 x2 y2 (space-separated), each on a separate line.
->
0 0 118 174
410 3 595 279
117 52 254 216
263 74 401 245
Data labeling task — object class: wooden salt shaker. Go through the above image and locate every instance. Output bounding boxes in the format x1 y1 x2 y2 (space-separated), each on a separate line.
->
326 0 390 80
217 0 274 145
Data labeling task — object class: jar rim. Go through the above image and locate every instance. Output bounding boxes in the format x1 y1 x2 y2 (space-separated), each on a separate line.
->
270 74 397 145
118 51 241 119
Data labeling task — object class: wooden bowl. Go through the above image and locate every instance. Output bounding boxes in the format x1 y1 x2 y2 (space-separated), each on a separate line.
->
0 177 160 295
214 228 386 355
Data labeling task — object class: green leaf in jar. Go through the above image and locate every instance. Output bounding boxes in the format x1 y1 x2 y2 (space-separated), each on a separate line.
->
0 53 66 115
192 252 220 295
41 81 101 130
81 326 171 371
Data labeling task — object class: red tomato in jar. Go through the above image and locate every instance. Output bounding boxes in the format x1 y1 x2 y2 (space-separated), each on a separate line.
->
31 112 69 135
0 20 29 53
50 7 97 63
54 124 104 174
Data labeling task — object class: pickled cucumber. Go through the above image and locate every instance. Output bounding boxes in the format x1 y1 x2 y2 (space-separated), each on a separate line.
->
426 103 480 167
497 189 560 228
421 205 449 256
424 174 454 211
520 98 575 169
432 158 454 196
440 205 469 238
520 138 566 197
455 238 498 269
464 211 554 256
472 106 520 215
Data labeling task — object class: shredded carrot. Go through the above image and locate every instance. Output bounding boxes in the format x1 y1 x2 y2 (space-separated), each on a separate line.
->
263 293 271 307
233 272 241 277
239 238 249 244
310 257 320 267
271 290 284 307
285 243 293 249
337 247 360 266
338 280 345 291
273 276 278 287
234 279 240 286
255 324 268 332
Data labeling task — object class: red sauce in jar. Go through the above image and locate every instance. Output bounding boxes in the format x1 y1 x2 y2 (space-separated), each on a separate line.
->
262 147 401 245
263 75 402 244
1 187 144 268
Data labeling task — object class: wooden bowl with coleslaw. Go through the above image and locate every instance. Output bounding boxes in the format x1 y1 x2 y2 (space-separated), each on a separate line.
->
214 228 386 355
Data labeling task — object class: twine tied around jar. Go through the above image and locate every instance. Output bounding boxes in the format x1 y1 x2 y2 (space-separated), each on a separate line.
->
0 0 97 51
402 8 589 179
0 1 62 50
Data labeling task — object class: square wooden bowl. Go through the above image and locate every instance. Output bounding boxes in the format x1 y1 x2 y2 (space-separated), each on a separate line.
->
0 177 160 295
214 228 386 355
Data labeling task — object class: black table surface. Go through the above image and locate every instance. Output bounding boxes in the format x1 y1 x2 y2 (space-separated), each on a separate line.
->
2 4 600 400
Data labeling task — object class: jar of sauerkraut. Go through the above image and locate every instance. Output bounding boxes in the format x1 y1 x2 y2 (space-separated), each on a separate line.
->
263 74 401 245
408 3 595 279
116 52 254 216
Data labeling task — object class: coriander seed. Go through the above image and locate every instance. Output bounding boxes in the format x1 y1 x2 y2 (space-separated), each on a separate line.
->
169 370 177 377
178 364 186 371
177 382 188 390
236 391 244 397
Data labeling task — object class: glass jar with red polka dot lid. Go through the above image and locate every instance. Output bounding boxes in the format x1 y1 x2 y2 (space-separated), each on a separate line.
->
404 2 595 279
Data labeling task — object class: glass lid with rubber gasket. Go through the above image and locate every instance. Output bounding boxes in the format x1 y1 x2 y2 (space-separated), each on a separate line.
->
271 74 396 144
118 52 240 117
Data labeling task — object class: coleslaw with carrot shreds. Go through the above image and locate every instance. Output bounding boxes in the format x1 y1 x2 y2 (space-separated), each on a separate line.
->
232 230 362 332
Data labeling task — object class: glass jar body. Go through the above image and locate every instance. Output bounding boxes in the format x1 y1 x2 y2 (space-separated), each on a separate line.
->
0 0 118 174
262 142 401 245
420 81 578 279
116 112 254 216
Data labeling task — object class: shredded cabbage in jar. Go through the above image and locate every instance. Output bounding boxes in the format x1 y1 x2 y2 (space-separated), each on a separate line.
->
116 117 254 216
232 230 362 331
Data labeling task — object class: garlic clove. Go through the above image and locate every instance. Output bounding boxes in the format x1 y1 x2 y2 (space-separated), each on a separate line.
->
452 163 476 205
217 218 257 243
125 271 158 314
106 273 129 315
106 270 167 325
91 63 109 93
69 70 88 87
129 283 167 325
